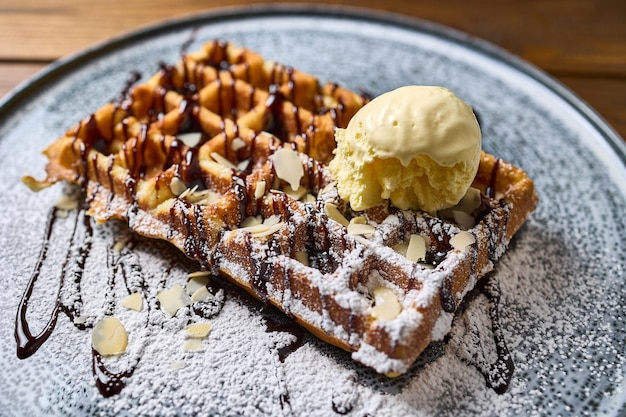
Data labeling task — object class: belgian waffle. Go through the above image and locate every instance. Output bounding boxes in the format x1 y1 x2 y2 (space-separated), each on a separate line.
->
28 40 538 375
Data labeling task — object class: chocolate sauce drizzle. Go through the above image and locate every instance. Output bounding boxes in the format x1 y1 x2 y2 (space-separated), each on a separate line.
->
92 349 136 398
15 207 63 359
262 307 305 363
474 276 515 394
15 206 93 359
450 275 515 395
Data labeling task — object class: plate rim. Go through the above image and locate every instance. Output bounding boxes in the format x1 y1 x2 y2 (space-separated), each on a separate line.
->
0 3 624 167
1 4 625 415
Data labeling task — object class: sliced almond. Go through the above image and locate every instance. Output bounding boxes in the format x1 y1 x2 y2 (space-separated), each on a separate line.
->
231 137 247 151
169 177 187 196
273 147 304 191
191 286 213 303
302 193 317 203
188 189 221 205
347 223 376 237
324 203 349 227
178 132 202 148
92 317 128 356
121 292 143 312
237 159 250 171
263 214 281 227
450 231 476 251
157 284 191 317
283 185 307 201
210 152 238 170
255 180 266 199
239 223 270 234
184 339 203 352
371 287 402 321
250 222 284 238
350 216 367 225
241 215 262 228
200 160 233 178
178 184 198 201
406 234 426 263
392 243 408 257
186 322 212 338
186 272 211 295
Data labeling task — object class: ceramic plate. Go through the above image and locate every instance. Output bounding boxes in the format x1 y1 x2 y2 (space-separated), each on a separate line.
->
0 5 624 416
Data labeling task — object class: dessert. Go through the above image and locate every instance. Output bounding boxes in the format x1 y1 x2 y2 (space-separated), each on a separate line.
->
329 85 482 213
24 40 538 376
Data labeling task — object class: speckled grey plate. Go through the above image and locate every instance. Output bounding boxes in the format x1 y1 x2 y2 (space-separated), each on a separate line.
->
0 5 624 417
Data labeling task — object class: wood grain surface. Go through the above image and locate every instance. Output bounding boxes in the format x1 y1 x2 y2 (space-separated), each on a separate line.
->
1 0 625 140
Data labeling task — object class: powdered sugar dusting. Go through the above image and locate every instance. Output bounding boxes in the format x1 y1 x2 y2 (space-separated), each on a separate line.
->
0 9 624 416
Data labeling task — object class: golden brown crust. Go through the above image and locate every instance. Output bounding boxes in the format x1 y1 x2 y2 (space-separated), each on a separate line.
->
35 40 537 375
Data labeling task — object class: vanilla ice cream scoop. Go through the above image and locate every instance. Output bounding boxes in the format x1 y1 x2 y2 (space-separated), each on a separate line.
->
329 86 481 213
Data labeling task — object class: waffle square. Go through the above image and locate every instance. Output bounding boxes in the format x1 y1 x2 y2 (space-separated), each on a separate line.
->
32 40 538 375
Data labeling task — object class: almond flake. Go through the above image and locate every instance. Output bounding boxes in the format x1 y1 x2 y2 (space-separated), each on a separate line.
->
324 203 349 227
250 222 284 238
92 317 128 356
178 132 202 148
239 223 270 234
231 137 247 151
200 160 233 178
371 287 402 321
392 243 408 257
237 159 250 171
121 292 143 312
273 147 304 191
351 235 372 247
302 193 316 203
169 177 187 196
211 152 237 170
406 234 426 263
178 184 198 201
263 214 281 227
186 272 210 295
283 185 307 201
188 189 221 205
188 270 211 279
186 322 212 338
450 231 476 251
241 216 262 228
255 180 266 199
184 339 204 352
347 223 376 236
157 284 191 317
350 216 367 225
192 286 214 303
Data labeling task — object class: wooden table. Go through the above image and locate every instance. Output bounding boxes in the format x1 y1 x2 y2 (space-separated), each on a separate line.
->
1 0 625 142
